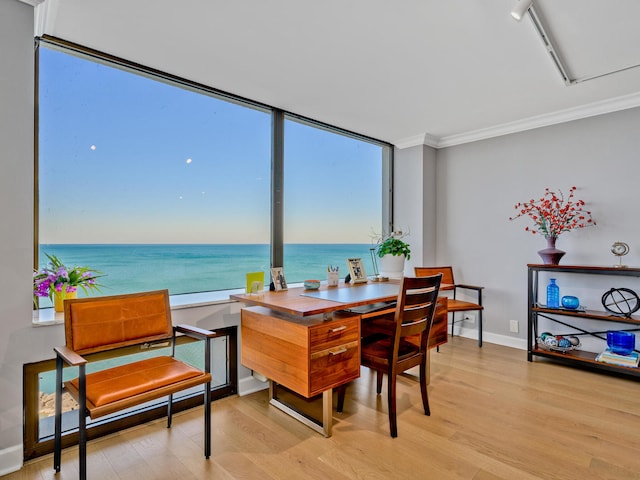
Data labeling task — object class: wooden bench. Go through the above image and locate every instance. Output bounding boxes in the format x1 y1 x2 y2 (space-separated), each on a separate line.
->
53 289 216 480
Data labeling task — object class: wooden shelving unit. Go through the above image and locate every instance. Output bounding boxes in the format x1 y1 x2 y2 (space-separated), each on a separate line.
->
527 264 640 379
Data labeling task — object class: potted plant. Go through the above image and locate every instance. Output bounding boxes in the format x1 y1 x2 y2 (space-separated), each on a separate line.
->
33 253 104 311
376 234 411 279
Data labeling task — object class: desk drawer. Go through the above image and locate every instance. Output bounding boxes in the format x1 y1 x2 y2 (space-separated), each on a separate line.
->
309 340 359 395
310 315 359 353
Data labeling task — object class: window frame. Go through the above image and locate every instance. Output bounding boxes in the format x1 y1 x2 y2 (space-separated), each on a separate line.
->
34 35 393 297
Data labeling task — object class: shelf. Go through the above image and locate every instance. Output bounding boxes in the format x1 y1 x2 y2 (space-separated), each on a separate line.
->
532 306 640 325
531 346 640 377
527 264 640 276
527 264 640 381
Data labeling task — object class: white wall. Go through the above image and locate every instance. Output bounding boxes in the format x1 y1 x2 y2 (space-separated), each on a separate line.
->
433 107 640 344
0 0 37 474
393 144 437 273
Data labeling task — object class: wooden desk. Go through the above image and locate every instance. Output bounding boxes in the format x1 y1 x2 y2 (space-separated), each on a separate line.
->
231 281 447 436
230 281 401 316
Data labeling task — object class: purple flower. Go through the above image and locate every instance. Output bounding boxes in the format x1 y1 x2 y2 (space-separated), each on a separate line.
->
33 253 104 308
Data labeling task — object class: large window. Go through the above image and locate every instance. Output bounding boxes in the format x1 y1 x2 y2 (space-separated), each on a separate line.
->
283 117 386 282
36 37 391 303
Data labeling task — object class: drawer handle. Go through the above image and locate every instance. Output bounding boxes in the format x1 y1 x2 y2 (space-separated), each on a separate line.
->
329 325 347 333
330 347 347 356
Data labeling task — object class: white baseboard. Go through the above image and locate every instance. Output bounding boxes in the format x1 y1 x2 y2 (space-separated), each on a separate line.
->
238 374 269 396
454 324 528 350
0 444 22 476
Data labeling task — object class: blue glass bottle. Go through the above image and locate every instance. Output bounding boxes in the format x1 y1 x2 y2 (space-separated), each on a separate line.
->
547 278 560 308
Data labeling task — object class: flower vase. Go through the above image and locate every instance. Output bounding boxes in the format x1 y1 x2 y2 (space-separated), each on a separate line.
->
537 237 565 265
54 290 77 312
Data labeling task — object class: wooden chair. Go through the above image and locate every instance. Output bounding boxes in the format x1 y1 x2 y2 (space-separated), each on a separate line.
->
53 290 216 480
339 274 442 437
415 266 484 347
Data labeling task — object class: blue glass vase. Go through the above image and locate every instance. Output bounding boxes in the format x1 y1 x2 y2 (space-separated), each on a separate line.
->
561 295 580 309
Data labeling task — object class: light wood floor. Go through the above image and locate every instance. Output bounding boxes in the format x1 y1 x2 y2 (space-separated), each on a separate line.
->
6 337 640 480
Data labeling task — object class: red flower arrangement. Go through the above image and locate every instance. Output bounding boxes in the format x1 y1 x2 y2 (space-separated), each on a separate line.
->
509 186 596 238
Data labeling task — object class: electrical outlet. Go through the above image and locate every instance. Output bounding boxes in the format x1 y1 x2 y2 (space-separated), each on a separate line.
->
463 314 475 324
509 320 519 333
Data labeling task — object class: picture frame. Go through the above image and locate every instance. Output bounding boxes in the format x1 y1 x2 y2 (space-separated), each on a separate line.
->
246 271 265 294
347 257 367 283
270 267 288 291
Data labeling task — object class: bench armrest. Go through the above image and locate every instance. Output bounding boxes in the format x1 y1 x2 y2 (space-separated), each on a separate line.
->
455 283 483 291
54 345 87 367
174 324 217 340
453 284 483 305
173 324 216 375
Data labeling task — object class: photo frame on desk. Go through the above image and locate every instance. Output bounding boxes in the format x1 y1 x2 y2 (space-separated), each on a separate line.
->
246 271 265 294
270 267 288 291
347 257 367 283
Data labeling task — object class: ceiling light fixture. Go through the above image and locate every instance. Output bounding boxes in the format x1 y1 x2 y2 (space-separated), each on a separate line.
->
511 0 533 21
511 0 640 86
511 0 573 85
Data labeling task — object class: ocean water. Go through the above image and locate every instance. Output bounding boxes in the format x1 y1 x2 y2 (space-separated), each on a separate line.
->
37 244 378 302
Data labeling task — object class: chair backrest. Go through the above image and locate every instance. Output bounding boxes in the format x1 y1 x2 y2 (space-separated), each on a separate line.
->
63 289 173 355
393 274 442 351
414 266 455 291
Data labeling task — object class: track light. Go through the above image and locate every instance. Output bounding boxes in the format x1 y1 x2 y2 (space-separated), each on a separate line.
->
511 0 533 21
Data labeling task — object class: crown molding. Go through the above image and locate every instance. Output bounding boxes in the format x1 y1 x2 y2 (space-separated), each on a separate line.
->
394 132 439 150
393 134 426 150
422 133 439 148
394 91 640 150
34 1 47 37
17 0 45 6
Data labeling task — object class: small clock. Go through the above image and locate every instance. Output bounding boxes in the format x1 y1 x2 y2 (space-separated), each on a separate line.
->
611 241 629 268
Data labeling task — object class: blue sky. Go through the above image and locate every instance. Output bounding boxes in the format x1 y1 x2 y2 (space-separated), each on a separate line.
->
38 47 383 244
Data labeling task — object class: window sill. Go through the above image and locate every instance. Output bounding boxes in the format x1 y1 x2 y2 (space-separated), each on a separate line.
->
32 287 247 327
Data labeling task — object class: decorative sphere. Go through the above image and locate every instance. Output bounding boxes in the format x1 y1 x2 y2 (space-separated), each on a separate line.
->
540 332 552 341
602 288 640 316
558 337 572 349
544 336 558 347
567 335 580 346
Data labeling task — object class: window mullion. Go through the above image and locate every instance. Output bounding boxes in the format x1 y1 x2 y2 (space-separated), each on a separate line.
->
271 109 285 271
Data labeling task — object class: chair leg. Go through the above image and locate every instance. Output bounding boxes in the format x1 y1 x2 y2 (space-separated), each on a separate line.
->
387 370 398 438
167 393 173 428
53 357 63 473
376 370 383 394
78 366 87 480
79 411 87 480
204 336 212 459
419 356 431 416
478 310 483 348
204 382 211 459
450 312 455 337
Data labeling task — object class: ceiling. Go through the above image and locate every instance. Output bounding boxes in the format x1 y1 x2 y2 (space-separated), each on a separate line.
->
32 0 640 147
